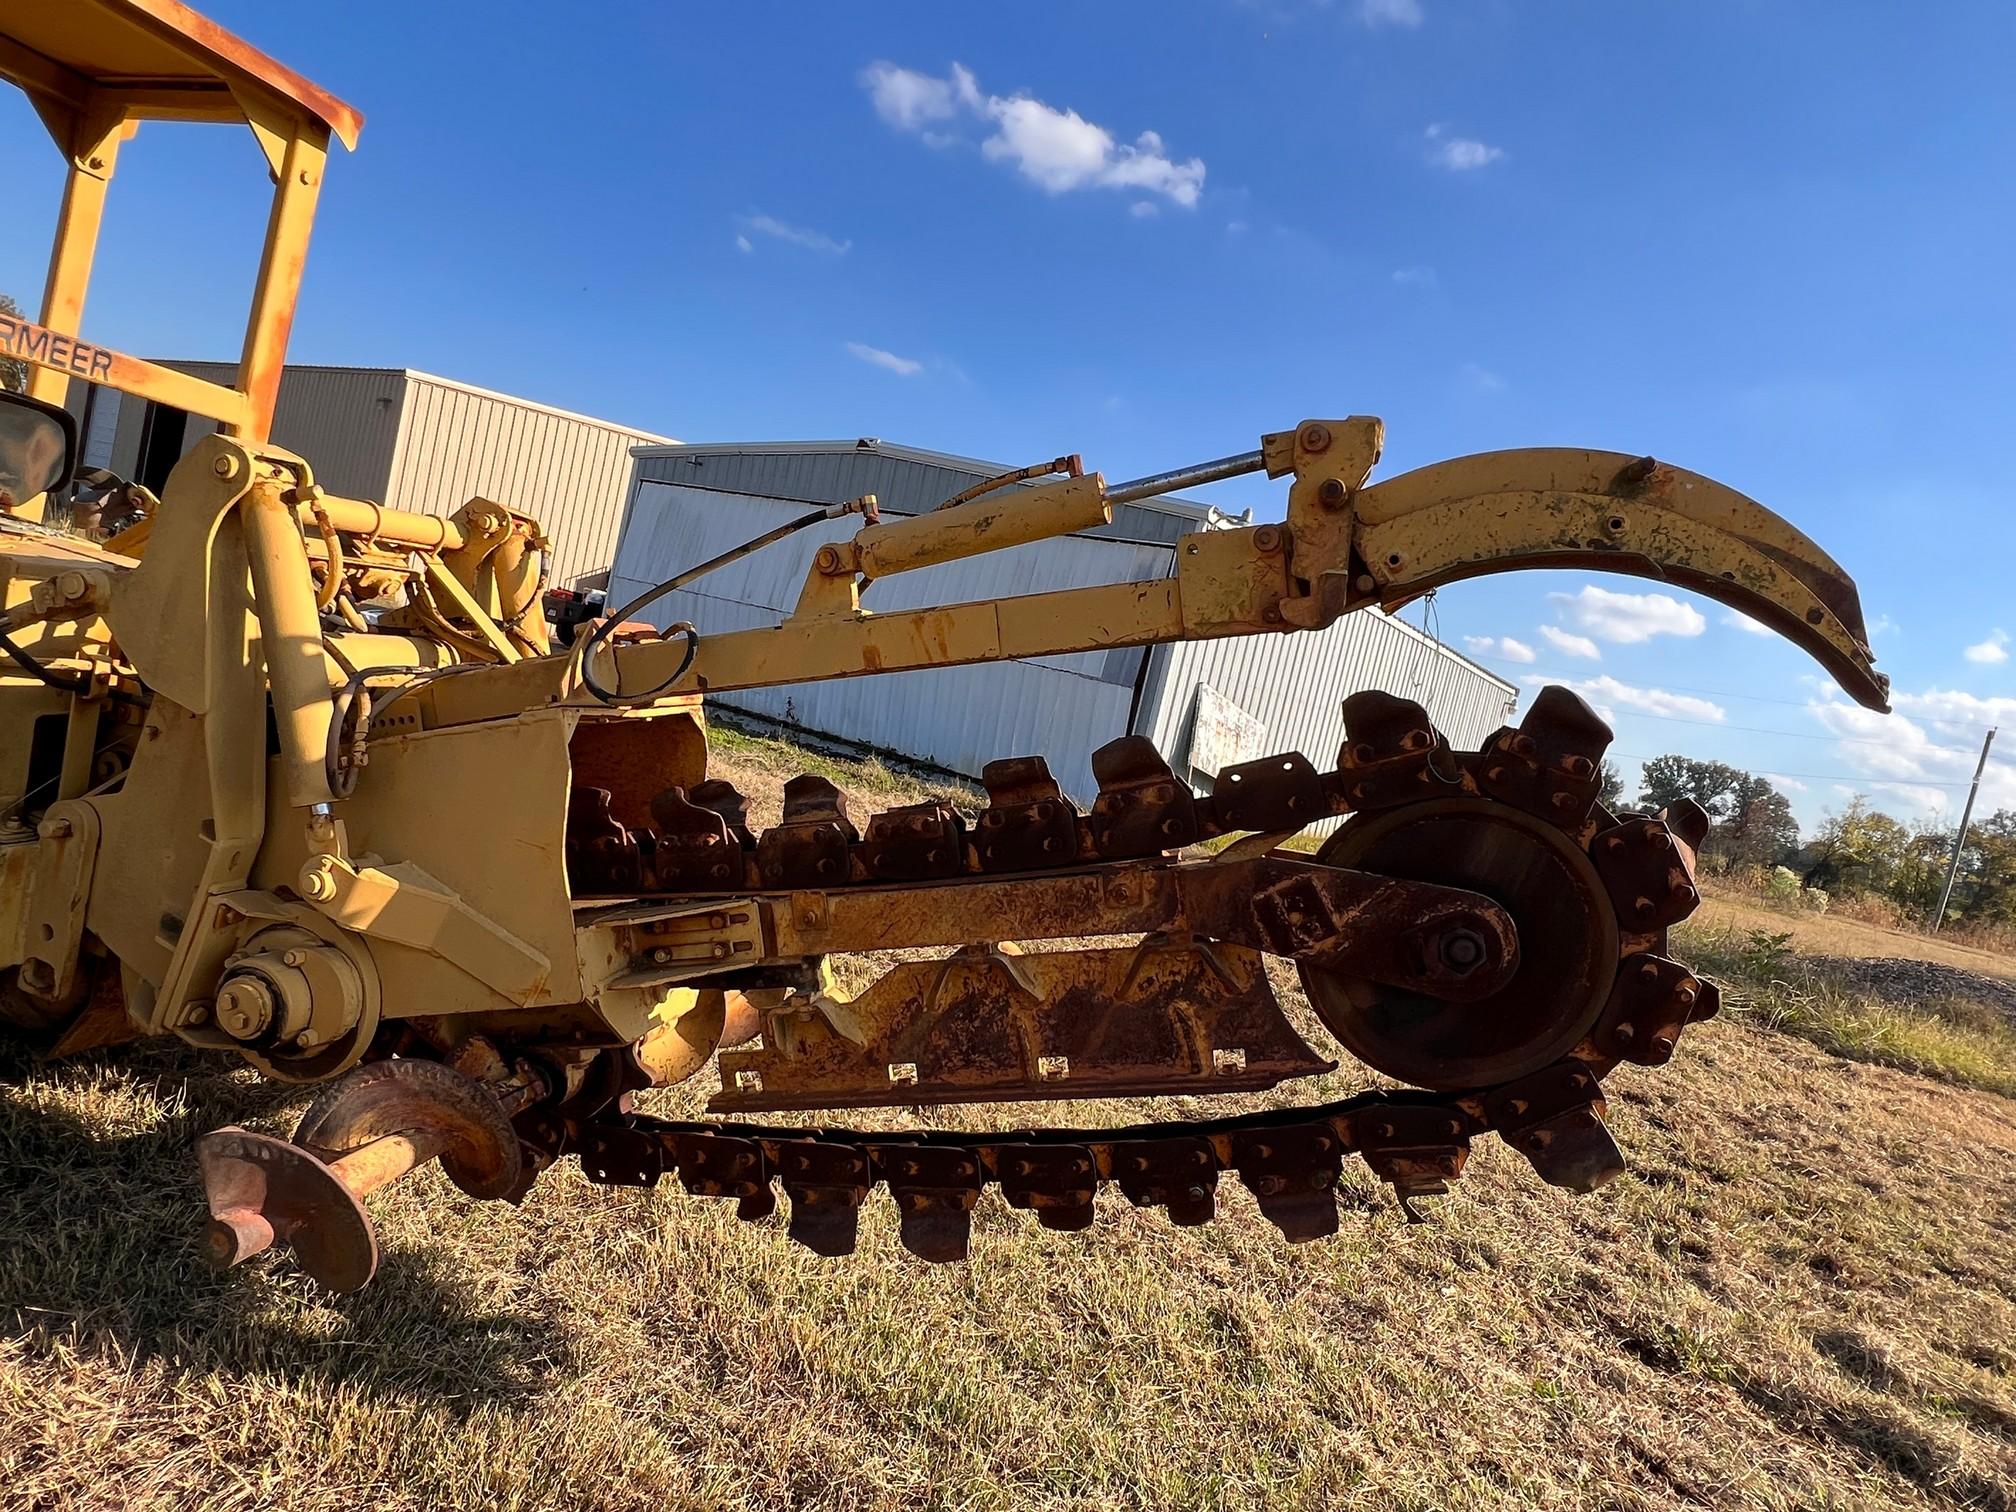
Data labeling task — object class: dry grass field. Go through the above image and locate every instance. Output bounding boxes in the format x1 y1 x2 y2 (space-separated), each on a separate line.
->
5 719 2015 1511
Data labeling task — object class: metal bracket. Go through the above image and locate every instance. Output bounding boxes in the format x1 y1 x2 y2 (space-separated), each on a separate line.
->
298 853 550 1003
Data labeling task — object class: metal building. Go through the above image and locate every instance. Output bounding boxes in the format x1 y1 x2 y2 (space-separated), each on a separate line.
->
73 363 669 586
608 439 1518 808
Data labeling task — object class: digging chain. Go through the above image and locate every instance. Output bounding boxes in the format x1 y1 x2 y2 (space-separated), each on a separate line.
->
551 685 1721 1262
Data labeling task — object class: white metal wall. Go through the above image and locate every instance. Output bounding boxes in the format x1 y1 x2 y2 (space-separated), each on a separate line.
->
1134 612 1520 826
385 374 667 587
123 364 667 588
608 481 1171 802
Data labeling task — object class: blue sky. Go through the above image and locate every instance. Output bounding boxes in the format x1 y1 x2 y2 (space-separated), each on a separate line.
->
4 0 2011 832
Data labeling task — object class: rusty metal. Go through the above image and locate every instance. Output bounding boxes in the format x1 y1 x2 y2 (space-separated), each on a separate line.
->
1089 736 1199 858
1593 810 1705 932
755 774 857 888
1300 796 1623 1090
1334 690 1457 811
1206 751 1331 833
1484 1061 1623 1194
974 756 1080 873
861 801 967 881
712 940 1333 1113
1475 685 1615 832
646 785 746 891
567 786 642 896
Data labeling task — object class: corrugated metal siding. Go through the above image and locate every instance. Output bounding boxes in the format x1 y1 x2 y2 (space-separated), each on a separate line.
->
167 361 408 500
633 446 1204 546
608 481 1172 802
385 374 665 587
1135 612 1520 831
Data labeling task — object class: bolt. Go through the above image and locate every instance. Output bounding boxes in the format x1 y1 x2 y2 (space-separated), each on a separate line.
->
212 454 241 480
1436 929 1488 976
295 1028 322 1049
1299 423 1332 453
651 948 672 964
1253 525 1282 552
301 869 335 901
1263 607 1282 624
37 817 71 840
19 960 51 991
282 949 306 968
1317 478 1347 509
1355 574 1376 592
1645 828 1672 851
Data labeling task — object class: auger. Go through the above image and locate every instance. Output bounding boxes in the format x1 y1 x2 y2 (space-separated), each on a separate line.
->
0 0 1887 1291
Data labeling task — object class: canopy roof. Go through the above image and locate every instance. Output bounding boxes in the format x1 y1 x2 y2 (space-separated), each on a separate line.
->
1 0 361 148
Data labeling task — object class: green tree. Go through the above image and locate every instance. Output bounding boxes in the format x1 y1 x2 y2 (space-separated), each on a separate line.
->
0 292 25 392
1597 758 1626 809
1802 796 1913 895
1636 754 1800 867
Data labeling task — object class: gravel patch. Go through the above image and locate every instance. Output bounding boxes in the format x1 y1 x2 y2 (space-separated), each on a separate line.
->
1811 954 2016 1024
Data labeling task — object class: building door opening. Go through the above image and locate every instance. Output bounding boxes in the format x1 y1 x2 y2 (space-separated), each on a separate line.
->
135 401 190 493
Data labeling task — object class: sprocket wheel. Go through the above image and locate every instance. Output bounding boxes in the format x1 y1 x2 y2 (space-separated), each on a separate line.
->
1299 795 1621 1091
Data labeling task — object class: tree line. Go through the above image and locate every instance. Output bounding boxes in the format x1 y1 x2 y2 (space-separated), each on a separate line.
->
1597 755 2015 931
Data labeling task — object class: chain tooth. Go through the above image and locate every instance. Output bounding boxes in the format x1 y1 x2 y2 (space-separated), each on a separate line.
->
645 785 746 891
755 775 859 890
861 801 968 882
1355 1104 1471 1216
1207 751 1329 834
1230 1123 1345 1242
1484 1062 1624 1193
566 786 642 893
578 1121 663 1187
1089 736 1199 858
690 779 756 845
1335 690 1454 811
1593 815 1703 931
775 1137 872 1256
873 1142 982 1261
1110 1134 1219 1226
1476 685 1613 830
975 756 1081 873
999 1143 1099 1230
669 1129 774 1220
1593 954 1715 1067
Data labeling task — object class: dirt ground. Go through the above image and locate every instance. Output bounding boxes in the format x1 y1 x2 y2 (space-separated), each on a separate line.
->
4 724 2014 1511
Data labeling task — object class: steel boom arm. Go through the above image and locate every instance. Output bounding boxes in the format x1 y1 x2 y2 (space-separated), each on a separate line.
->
571 416 1886 716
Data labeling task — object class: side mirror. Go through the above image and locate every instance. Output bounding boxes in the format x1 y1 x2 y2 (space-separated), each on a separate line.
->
0 389 79 512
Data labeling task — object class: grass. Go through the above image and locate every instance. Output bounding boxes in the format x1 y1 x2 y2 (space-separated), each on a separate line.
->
4 733 2016 1510
1676 920 2016 1100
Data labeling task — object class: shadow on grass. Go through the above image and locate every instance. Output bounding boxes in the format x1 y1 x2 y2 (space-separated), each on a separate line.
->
0 1040 569 1410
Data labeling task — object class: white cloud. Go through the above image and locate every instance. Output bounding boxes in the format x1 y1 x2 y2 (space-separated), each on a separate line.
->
1425 123 1503 171
1460 361 1505 392
1963 628 2009 664
1869 612 1899 638
1359 0 1424 27
1532 674 1726 723
1761 772 1809 792
845 341 923 377
864 63 1205 208
1463 634 1535 664
740 213 851 256
860 60 980 130
1225 220 1249 235
1129 200 1160 219
1391 265 1437 287
1538 624 1601 660
734 234 753 254
1722 609 1772 637
1892 687 2016 732
1806 690 2016 817
1550 584 1706 644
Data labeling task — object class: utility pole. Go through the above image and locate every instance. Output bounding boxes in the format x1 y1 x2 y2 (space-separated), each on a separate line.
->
1932 726 1998 932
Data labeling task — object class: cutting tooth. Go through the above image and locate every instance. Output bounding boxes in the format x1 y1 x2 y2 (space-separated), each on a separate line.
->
1231 1123 1344 1243
1089 736 1199 857
1336 690 1453 811
975 756 1082 873
1476 685 1613 830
